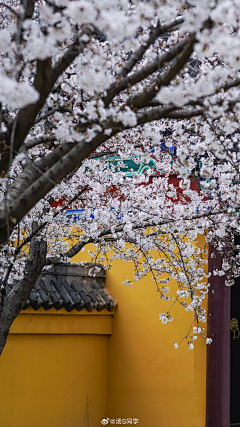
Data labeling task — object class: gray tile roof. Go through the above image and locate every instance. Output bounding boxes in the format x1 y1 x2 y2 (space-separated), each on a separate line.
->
16 263 117 313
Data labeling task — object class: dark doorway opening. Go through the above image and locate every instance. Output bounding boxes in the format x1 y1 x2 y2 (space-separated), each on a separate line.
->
231 237 240 427
206 244 231 427
231 276 240 426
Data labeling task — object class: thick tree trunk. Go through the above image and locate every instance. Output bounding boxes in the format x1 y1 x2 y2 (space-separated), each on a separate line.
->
0 236 47 355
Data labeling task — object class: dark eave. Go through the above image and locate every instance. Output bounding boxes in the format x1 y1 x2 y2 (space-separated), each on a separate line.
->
6 263 117 313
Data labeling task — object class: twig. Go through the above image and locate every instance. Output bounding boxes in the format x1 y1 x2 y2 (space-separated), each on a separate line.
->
0 2 20 18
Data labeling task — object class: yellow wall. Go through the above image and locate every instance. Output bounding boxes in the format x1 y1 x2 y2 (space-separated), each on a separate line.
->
0 311 112 427
73 246 207 427
105 261 206 427
0 241 207 427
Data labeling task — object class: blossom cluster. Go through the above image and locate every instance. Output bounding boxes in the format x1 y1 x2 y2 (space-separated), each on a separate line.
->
1 0 240 348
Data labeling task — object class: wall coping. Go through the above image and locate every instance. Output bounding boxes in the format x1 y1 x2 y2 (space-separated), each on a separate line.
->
10 311 113 335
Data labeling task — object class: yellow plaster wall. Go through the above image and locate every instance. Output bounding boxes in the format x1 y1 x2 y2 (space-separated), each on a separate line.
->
0 318 109 427
73 246 207 427
0 238 207 427
105 261 206 427
10 311 113 335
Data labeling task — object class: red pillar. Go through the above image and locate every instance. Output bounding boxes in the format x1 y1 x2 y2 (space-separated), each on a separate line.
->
206 244 231 427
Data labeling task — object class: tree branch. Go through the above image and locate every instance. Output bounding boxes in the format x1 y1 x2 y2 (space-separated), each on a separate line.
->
0 97 205 246
0 58 52 174
128 37 195 109
34 105 72 125
0 234 47 355
24 135 56 150
136 105 204 125
22 0 35 19
104 38 188 108
50 26 96 86
117 16 184 79
0 132 109 244
5 142 76 210
0 29 95 175
46 204 240 265
0 3 20 18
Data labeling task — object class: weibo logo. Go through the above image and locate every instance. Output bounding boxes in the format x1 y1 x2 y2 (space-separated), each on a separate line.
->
101 419 109 425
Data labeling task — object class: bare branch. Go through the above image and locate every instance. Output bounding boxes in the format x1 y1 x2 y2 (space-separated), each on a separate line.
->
104 38 188 108
34 105 72 125
117 16 184 79
51 26 96 86
24 135 56 150
0 3 20 18
136 105 204 125
128 37 195 109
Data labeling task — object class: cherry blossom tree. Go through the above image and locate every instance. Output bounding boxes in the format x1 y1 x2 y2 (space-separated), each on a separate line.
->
1 0 240 354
